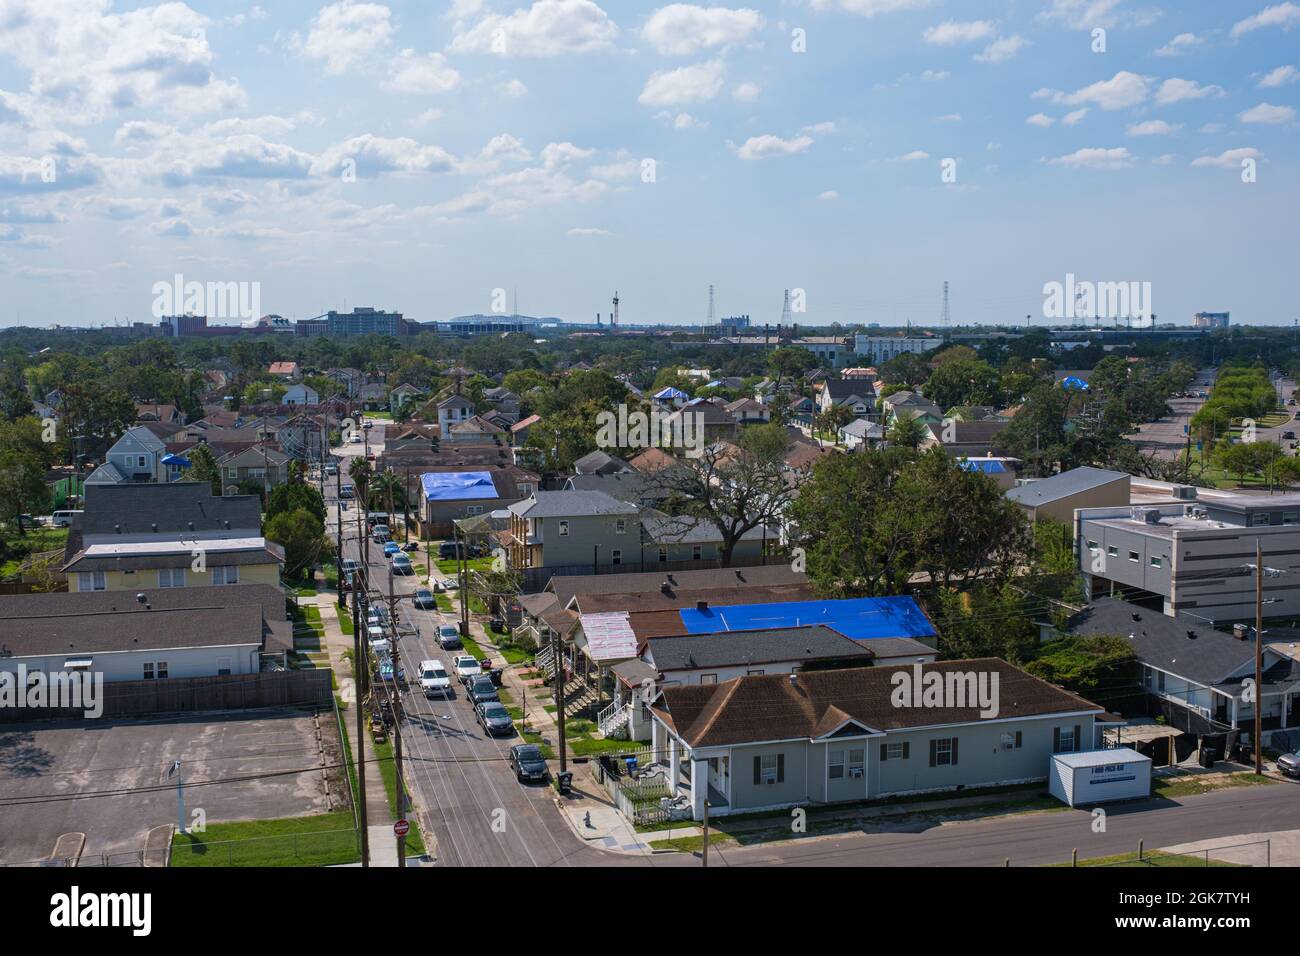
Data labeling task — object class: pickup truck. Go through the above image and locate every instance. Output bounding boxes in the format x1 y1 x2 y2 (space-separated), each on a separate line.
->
452 654 482 683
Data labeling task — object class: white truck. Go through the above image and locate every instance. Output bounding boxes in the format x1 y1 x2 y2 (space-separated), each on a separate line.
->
418 659 452 698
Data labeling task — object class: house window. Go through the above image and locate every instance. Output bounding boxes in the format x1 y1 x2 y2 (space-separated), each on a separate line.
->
137 456 147 468
78 571 106 592
1157 671 1166 692
558 520 569 536
1107 546 1118 558
158 568 185 588
658 547 667 563
1087 540 1098 551
828 750 845 779
1150 556 1163 568
212 566 239 585
1283 512 1299 525
156 661 168 679
699 673 717 685
1056 726 1077 752
692 545 702 561
611 549 622 566
143 662 154 680
747 669 765 676
757 753 782 785
466 506 482 516
1128 551 1139 562
616 519 627 534
884 742 908 761
930 737 957 767
217 657 233 676
848 749 864 779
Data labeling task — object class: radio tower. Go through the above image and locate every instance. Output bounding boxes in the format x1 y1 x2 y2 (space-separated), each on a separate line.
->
612 290 619 328
780 289 792 333
707 284 715 329
940 280 950 332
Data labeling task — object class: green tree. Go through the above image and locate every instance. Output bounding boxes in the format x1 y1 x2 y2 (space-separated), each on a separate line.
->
923 359 1001 411
188 444 222 496
886 413 927 450
267 482 326 525
265 507 332 581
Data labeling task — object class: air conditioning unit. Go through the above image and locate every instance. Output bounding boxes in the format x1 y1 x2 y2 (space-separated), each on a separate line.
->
1016 478 1039 487
1173 485 1197 500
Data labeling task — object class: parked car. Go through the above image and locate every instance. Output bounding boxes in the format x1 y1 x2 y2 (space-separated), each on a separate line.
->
367 628 389 654
1278 752 1300 779
325 462 338 476
452 654 482 682
508 744 550 783
390 553 413 575
476 702 514 737
466 674 499 703
413 588 435 609
372 525 391 543
418 659 451 698
339 484 355 498
402 542 420 552
376 653 405 685
437 624 462 649
1283 431 1296 440
383 541 401 556
348 434 363 444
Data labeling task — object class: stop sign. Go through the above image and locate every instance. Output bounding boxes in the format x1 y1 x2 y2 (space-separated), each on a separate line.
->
394 819 409 837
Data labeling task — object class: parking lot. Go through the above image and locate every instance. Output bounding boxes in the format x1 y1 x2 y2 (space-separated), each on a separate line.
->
0 708 341 865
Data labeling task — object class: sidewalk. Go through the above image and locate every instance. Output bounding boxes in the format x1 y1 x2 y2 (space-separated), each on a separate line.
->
551 769 657 856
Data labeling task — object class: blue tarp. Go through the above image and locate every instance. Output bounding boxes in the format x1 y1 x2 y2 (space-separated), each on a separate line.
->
1060 376 1090 391
160 453 190 467
959 459 1006 474
678 595 937 641
421 471 498 501
653 387 689 400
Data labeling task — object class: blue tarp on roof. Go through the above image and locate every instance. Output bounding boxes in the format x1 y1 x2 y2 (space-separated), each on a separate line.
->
421 471 498 501
959 459 1006 474
678 595 937 641
653 386 689 400
160 453 190 467
1060 376 1090 391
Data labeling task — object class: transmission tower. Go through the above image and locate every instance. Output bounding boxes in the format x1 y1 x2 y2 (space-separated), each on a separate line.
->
611 290 619 328
940 280 950 331
707 284 715 328
780 289 791 332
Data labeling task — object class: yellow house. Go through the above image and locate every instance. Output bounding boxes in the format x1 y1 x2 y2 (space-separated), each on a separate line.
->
63 538 285 593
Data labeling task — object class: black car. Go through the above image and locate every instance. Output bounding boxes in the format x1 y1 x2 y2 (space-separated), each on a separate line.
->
508 744 550 783
402 542 420 552
476 701 514 737
466 675 499 705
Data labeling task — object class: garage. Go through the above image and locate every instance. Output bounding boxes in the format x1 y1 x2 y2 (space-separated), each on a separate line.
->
1049 748 1152 807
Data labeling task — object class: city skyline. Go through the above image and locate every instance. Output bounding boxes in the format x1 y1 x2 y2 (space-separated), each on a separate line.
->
1 0 1297 327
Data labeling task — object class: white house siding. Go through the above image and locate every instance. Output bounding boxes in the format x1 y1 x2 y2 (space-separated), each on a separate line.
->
0 643 261 683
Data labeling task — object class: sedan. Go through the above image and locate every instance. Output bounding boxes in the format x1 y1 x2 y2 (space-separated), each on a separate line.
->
437 624 462 650
466 676 499 706
390 554 413 576
1278 753 1300 779
412 588 435 609
508 744 550 784
382 541 401 557
476 702 515 737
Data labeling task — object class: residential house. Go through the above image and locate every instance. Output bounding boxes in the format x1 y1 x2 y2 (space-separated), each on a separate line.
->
483 386 521 416
135 403 184 424
840 418 883 450
725 398 771 425
919 420 1011 458
282 383 319 407
665 398 738 442
389 383 426 416
217 445 291 491
268 361 300 381
882 390 944 426
504 491 640 574
511 414 541 445
418 470 524 538
447 415 505 444
574 450 632 476
649 660 1104 820
85 426 179 485
437 394 476 436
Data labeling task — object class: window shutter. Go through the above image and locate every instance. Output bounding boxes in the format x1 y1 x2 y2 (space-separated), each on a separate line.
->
929 740 937 767
1015 731 1022 749
776 753 785 783
1053 727 1061 753
753 757 760 786
1074 725 1082 752
951 737 959 765
880 744 888 762
902 742 910 759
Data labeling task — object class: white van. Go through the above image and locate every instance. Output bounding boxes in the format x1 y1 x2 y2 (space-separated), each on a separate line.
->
50 510 83 528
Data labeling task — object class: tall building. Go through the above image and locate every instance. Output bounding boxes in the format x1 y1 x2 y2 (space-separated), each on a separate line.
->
1193 311 1229 330
295 307 407 336
854 335 935 362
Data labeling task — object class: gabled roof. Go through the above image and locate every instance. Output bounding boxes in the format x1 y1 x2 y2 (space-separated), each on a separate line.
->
77 482 262 537
508 490 639 519
511 414 541 433
646 625 873 672
1005 467 1129 506
653 659 1102 748
573 450 631 475
437 394 476 409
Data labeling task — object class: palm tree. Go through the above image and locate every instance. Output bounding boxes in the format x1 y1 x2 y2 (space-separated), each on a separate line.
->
370 468 404 515
347 456 372 504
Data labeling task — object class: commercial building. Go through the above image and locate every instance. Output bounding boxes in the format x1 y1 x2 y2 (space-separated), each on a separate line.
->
296 307 408 337
1006 466 1131 524
1193 312 1230 330
854 335 936 362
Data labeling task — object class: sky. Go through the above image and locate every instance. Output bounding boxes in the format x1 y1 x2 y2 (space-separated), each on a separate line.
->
0 0 1297 330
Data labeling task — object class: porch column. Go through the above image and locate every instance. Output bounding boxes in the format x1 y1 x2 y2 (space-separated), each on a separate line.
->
690 757 708 821
668 737 679 792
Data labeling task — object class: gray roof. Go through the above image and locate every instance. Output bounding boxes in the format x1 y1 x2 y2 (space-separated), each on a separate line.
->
1004 467 1129 507
508 490 639 519
647 625 876 672
855 636 938 659
63 541 284 574
78 482 262 537
573 450 631 475
0 584 288 658
640 513 768 545
841 419 883 439
1063 598 1253 686
546 565 808 602
564 472 666 504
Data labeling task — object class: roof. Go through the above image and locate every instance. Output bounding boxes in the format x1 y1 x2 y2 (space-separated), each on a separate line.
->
677 595 937 641
959 458 1008 474
1052 748 1150 768
926 421 1010 444
63 539 284 573
579 612 639 662
1005 467 1130 507
564 472 664 504
1062 598 1253 687
545 565 808 602
268 361 298 375
574 450 632 475
508 490 638 519
640 513 768 545
421 471 505 502
823 379 873 401
646 625 873 671
653 387 689 400
511 414 541 432
77 482 262 537
841 419 883 439
653 659 1103 748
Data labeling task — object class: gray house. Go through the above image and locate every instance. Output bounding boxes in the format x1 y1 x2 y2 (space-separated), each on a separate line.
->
649 659 1103 820
505 490 640 571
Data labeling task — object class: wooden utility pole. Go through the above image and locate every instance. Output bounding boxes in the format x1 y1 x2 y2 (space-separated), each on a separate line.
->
335 463 345 608
1255 539 1264 775
351 571 370 866
702 799 710 868
553 627 566 777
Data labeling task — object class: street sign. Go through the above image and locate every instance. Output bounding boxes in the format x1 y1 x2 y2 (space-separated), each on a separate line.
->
393 819 410 837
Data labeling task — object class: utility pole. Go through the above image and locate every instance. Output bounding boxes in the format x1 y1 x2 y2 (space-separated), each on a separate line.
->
459 524 470 637
702 799 710 867
336 462 345 608
553 626 566 777
384 501 407 868
351 570 370 866
1255 539 1263 776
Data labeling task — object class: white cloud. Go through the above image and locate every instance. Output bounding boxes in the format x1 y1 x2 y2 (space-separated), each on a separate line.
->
1054 71 1154 110
1240 102 1297 123
385 50 461 94
450 0 620 56
1198 123 1224 133
818 190 839 200
1231 3 1300 39
540 141 594 168
479 133 532 164
293 1 394 74
1154 32 1203 56
567 226 612 236
801 121 837 135
656 111 707 129
1045 147 1135 169
975 35 1028 62
920 69 949 81
638 60 725 106
1155 78 1226 104
157 134 315 185
935 113 962 122
809 0 935 16
1026 113 1055 127
1062 108 1089 126
892 149 930 161
1191 147 1261 167
1039 0 1132 30
1259 65 1299 86
1151 153 1176 164
641 4 764 55
922 20 995 45
501 79 529 97
1126 119 1179 135
312 134 458 178
734 134 813 160
412 108 443 127
732 82 761 102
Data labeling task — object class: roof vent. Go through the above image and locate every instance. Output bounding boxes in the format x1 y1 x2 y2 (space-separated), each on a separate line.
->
151 523 157 532
114 524 121 534
696 600 709 612
187 521 195 531
1185 630 1197 640
660 581 672 595
1131 613 1141 622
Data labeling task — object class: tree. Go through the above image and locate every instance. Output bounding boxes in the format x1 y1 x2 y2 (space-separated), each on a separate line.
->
267 482 326 525
646 423 796 566
886 413 927 450
58 382 135 462
265 507 332 581
348 456 373 508
766 347 817 389
188 444 221 496
370 468 406 515
931 584 1038 664
924 359 1000 411
1026 635 1139 697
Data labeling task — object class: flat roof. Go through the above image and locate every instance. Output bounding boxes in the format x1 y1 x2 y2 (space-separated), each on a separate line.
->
1052 748 1150 768
677 595 937 641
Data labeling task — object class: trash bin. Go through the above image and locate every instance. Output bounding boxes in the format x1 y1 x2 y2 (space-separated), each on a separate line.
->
557 771 573 795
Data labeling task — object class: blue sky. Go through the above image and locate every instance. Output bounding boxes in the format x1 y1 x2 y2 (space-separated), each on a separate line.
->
0 0 1297 329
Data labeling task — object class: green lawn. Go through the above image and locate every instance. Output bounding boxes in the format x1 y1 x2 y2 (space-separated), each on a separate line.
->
371 738 427 856
170 810 360 867
1153 771 1273 799
1055 850 1241 868
435 557 493 576
435 593 454 612
0 526 69 579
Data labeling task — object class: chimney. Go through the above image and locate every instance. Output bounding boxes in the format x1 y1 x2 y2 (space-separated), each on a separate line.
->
696 600 709 612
